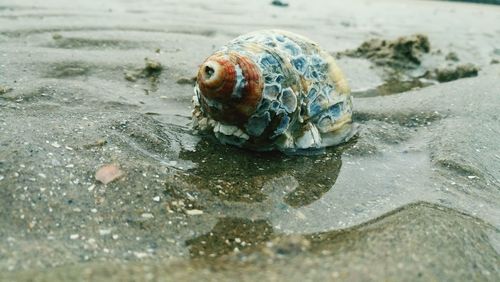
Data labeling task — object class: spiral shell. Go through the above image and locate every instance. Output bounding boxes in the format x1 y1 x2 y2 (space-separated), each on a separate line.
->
193 30 354 153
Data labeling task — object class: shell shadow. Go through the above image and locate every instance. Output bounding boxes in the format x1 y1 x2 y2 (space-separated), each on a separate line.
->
179 135 352 208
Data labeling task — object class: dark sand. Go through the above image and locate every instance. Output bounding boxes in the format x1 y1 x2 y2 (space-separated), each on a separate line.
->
0 0 499 281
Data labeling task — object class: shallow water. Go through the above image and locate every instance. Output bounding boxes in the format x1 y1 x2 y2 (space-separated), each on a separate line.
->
0 0 499 281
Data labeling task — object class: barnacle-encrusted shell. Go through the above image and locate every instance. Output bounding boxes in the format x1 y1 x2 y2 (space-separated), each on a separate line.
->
193 30 355 153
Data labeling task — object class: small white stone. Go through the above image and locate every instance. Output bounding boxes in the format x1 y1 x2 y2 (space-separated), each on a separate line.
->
51 142 61 148
153 196 160 202
186 193 195 201
185 209 204 215
70 234 79 240
99 229 112 236
296 210 307 220
141 213 154 219
112 234 119 240
467 175 478 179
134 252 148 259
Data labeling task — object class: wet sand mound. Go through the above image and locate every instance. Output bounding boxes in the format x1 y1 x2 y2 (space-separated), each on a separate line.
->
341 34 431 69
338 34 481 96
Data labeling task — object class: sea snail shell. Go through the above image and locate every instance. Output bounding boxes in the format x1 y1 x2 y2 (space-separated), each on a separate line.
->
192 30 355 153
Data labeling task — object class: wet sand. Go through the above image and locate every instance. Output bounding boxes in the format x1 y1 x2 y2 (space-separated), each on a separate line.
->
0 0 499 281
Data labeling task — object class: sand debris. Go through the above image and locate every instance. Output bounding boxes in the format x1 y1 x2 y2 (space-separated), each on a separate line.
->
0 85 13 95
176 76 196 85
83 139 107 149
431 64 479 82
124 58 163 82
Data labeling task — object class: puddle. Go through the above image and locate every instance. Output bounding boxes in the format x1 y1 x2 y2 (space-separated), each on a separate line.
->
186 217 273 258
179 137 344 205
352 77 434 97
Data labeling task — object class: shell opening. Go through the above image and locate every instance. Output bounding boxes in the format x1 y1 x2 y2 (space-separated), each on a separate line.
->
197 59 235 100
197 53 264 125
204 65 215 79
199 61 224 87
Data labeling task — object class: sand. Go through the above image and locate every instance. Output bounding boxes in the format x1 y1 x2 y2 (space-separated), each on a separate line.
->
0 0 499 281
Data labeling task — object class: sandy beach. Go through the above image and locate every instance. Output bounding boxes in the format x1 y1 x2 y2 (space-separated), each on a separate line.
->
0 0 499 281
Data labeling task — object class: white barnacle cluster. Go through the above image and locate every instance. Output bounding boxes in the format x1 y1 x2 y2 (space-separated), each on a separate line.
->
192 90 250 143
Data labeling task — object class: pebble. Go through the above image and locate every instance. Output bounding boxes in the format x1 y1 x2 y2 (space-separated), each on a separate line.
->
134 252 148 259
296 210 307 220
50 142 61 148
99 229 112 236
70 234 79 240
95 164 124 184
185 209 204 215
141 213 154 219
153 196 160 202
271 0 289 7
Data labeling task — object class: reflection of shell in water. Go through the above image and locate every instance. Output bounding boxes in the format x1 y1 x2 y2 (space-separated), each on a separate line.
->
193 30 355 153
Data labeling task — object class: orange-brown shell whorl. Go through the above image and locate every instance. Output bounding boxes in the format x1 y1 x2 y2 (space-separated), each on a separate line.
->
197 52 263 125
